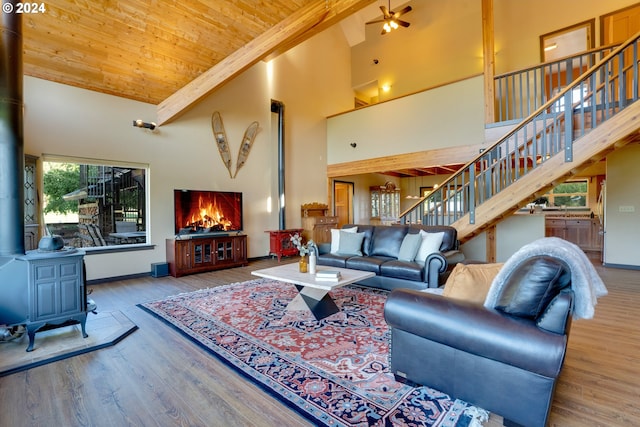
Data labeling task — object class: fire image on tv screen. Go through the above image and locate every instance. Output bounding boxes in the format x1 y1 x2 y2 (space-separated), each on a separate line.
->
174 190 243 234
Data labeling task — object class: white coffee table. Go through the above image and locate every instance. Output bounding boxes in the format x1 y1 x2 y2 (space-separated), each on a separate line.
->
251 262 375 320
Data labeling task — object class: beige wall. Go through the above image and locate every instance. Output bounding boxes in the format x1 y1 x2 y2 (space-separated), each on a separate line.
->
351 0 483 101
494 0 638 74
461 215 546 262
23 26 353 280
604 145 640 267
327 76 485 164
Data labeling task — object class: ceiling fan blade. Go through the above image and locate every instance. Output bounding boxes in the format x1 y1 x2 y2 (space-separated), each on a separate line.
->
366 18 385 25
396 19 410 28
380 5 391 19
393 5 412 18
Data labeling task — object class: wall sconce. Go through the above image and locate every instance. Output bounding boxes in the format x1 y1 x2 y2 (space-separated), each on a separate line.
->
381 84 392 92
133 119 157 130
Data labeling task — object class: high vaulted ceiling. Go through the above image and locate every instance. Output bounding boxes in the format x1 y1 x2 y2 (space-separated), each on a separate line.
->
22 0 318 105
21 0 382 123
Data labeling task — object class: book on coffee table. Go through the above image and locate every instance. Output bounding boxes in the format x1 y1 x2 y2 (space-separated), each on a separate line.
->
316 270 341 279
315 276 340 282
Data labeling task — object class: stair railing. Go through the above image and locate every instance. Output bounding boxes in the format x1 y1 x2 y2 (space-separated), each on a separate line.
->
495 43 620 123
400 32 640 227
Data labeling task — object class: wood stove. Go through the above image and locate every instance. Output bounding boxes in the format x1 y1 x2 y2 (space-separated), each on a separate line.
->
0 11 95 352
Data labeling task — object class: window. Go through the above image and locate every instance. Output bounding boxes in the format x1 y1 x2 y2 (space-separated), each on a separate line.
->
43 156 148 248
546 180 588 207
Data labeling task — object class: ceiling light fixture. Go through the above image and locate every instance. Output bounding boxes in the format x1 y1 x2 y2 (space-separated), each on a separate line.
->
366 0 412 35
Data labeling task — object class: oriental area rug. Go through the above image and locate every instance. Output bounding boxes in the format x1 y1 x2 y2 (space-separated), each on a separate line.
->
138 278 488 427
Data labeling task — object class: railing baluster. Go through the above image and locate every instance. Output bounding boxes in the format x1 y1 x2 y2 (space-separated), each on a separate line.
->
406 38 638 228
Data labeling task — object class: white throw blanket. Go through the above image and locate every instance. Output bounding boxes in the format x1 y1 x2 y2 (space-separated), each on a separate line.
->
484 237 607 320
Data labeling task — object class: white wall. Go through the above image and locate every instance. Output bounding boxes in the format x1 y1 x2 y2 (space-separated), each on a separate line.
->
23 26 354 280
604 145 640 267
327 76 485 164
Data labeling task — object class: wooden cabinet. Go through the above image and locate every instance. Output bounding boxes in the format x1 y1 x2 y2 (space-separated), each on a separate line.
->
545 219 567 239
301 203 337 244
545 217 602 251
166 234 247 277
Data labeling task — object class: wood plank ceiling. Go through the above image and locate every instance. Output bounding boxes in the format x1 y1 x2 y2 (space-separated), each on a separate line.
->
21 0 462 178
22 0 318 105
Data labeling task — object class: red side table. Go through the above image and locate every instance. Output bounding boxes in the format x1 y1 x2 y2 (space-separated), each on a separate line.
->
265 229 303 261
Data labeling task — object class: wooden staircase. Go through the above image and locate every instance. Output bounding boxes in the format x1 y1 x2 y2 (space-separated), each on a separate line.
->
455 104 640 242
400 32 640 244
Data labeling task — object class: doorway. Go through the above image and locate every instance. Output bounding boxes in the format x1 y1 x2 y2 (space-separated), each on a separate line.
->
601 3 640 101
333 181 354 228
539 20 595 102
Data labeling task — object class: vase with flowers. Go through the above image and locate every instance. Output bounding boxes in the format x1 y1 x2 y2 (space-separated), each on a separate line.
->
290 233 318 273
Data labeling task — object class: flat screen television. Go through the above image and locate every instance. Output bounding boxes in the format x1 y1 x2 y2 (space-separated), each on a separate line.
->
174 190 243 235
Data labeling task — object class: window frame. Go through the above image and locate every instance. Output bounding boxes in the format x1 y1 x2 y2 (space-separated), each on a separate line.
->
42 154 152 252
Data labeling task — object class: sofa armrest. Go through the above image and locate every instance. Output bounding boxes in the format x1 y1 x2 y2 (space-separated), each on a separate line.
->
442 249 465 266
318 242 331 255
384 289 567 378
424 252 446 288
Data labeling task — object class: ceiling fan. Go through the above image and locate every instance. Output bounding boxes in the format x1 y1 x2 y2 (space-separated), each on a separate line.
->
366 1 412 35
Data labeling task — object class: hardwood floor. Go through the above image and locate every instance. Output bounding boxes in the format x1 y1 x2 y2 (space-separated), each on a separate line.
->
0 257 638 427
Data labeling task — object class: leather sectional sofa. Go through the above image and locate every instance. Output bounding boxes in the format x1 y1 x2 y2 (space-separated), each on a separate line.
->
317 224 463 291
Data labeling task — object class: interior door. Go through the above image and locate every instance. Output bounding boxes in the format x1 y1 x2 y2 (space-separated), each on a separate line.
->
601 4 640 101
333 181 353 228
540 20 594 102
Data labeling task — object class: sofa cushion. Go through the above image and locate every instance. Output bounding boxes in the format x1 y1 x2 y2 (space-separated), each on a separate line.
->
337 231 366 256
345 256 392 274
330 226 357 253
409 225 457 252
443 262 504 304
316 253 350 268
380 260 424 282
494 256 571 318
398 232 422 261
415 231 445 262
370 226 408 258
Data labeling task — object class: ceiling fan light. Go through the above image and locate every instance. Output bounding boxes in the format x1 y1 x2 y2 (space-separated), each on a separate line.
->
390 20 398 30
383 22 391 33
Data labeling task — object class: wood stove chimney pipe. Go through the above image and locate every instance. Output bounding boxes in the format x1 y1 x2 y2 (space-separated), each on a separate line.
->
0 3 25 256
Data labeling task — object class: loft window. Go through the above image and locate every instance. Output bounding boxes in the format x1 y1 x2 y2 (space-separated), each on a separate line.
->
42 156 148 248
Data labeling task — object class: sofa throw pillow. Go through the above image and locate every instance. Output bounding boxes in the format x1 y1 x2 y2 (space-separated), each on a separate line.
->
330 226 357 254
398 232 422 262
443 263 504 304
415 230 445 262
337 231 366 256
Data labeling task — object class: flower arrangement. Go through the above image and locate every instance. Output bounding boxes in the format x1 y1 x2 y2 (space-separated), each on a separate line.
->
290 233 317 257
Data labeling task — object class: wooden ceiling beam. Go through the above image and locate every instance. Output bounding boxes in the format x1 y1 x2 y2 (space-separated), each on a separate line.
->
157 0 376 125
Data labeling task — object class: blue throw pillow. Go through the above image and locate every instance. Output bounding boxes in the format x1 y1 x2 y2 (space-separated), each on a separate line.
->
337 231 365 256
398 233 422 261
